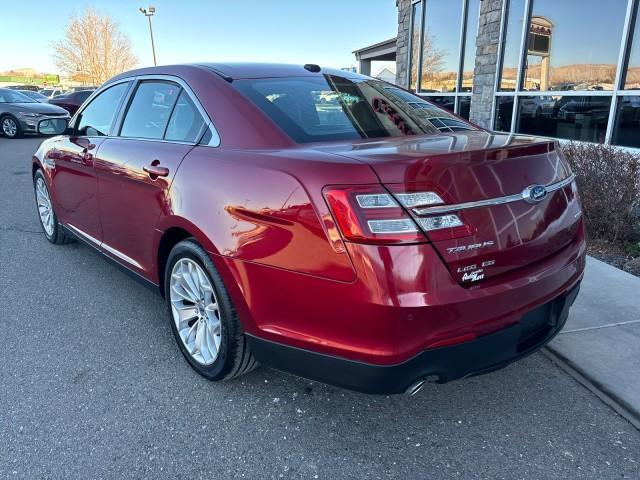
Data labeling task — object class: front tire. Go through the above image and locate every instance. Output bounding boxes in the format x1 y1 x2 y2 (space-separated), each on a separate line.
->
1 115 23 138
33 169 71 244
165 239 257 381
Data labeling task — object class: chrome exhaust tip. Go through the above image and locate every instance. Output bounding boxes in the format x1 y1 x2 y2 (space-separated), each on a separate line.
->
405 380 426 396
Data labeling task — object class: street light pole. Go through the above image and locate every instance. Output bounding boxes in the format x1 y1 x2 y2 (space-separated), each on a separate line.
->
139 6 157 66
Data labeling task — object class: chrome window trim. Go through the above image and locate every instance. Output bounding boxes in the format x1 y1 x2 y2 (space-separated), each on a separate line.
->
412 173 575 216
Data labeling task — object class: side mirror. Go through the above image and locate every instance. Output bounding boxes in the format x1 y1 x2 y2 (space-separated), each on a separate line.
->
37 118 69 136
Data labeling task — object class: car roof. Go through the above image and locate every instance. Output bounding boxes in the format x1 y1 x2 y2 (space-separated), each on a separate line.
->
108 63 368 83
197 63 368 80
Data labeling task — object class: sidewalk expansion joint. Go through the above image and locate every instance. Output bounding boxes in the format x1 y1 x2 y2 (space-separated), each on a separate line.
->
559 319 640 334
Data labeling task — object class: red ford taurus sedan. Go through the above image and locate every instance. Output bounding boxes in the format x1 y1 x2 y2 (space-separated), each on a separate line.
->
32 64 585 394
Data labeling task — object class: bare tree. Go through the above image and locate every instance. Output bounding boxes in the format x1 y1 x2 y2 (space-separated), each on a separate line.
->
52 7 137 85
420 32 447 91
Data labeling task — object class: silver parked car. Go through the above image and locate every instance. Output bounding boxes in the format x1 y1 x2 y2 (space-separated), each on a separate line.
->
0 89 70 138
38 88 66 99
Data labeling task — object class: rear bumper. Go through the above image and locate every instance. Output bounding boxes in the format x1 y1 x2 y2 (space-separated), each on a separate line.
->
247 282 580 395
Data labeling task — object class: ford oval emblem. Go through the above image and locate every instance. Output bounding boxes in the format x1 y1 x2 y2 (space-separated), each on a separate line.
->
523 184 548 204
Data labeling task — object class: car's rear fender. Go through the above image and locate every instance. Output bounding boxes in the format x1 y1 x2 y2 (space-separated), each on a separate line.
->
163 146 381 283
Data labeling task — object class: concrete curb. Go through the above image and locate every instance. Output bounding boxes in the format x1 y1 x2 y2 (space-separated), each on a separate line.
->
543 348 640 431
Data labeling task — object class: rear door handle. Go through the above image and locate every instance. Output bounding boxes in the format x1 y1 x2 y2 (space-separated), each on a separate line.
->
143 160 169 178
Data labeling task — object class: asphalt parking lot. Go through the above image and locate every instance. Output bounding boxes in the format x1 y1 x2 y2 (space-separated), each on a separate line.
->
1 136 639 479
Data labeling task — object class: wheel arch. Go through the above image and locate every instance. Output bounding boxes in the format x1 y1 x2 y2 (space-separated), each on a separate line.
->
32 156 42 179
156 225 195 297
154 216 257 333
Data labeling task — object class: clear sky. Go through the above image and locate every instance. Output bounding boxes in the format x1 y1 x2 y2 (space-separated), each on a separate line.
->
0 0 398 73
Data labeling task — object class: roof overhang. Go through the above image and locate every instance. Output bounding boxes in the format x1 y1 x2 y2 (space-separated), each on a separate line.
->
353 38 397 62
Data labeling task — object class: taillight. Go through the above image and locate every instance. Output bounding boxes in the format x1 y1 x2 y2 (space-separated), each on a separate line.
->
324 184 473 244
386 184 474 241
323 185 427 244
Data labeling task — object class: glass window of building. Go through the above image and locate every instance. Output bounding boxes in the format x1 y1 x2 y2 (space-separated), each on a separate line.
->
494 97 514 131
458 96 471 119
624 4 640 90
516 95 611 143
460 0 481 93
420 0 463 93
409 1 423 91
523 0 627 91
612 96 640 147
407 0 477 118
499 0 526 91
426 96 455 113
494 0 640 146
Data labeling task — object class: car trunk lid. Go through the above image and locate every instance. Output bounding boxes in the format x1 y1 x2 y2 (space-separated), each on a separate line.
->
318 131 583 285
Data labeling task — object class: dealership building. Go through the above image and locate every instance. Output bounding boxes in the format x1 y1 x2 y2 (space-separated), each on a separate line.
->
356 0 640 148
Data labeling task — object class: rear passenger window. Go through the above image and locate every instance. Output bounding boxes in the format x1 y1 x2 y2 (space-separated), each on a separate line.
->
164 90 206 143
120 81 180 140
76 82 128 137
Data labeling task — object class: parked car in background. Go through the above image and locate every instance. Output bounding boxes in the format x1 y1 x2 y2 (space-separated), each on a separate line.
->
6 85 40 91
519 96 556 118
68 86 97 92
30 64 585 394
0 88 69 138
39 88 66 99
17 90 49 102
557 98 610 124
48 89 95 115
617 96 640 125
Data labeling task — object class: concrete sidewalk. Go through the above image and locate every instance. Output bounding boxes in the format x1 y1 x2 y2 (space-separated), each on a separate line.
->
547 256 640 428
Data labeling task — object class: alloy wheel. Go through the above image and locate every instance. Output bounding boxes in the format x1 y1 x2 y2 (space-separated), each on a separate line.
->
169 258 222 365
2 118 17 137
35 177 54 236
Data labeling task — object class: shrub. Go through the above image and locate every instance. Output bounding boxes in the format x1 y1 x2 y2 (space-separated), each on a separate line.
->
561 142 640 244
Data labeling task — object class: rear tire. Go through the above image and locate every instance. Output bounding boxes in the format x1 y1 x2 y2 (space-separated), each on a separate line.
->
33 169 72 245
164 239 257 381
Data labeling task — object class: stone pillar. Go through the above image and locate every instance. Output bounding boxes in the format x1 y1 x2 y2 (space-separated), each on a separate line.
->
469 0 505 129
540 55 550 91
395 0 412 88
359 59 372 76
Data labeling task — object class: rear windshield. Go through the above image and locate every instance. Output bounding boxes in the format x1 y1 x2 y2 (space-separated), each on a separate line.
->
234 75 474 143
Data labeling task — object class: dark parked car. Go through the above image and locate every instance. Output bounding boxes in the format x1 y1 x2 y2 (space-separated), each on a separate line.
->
17 90 49 102
5 84 40 91
0 88 70 138
31 64 585 394
48 89 95 115
69 86 98 92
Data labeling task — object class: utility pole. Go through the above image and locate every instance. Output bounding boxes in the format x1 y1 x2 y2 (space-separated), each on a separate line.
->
139 6 157 66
